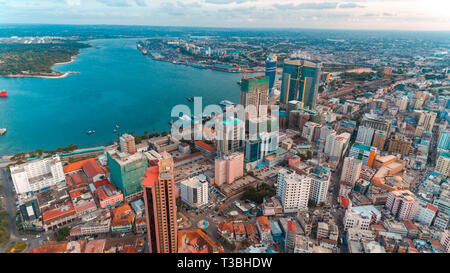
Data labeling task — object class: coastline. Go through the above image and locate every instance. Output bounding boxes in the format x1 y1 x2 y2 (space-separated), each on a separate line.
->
0 53 80 79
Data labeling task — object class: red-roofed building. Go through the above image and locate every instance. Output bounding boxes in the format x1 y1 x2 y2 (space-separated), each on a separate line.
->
256 216 272 242
95 183 123 208
64 158 95 173
218 222 234 242
194 141 216 153
93 179 110 189
66 172 89 193
111 204 135 233
415 202 438 227
82 160 106 182
404 219 419 238
42 204 77 231
233 222 246 241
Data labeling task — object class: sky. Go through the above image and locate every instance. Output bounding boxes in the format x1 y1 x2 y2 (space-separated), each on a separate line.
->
0 0 449 31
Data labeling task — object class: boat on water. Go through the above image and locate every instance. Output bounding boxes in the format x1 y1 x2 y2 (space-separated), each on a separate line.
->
113 129 118 133
115 125 119 129
86 130 95 135
0 128 6 136
0 90 7 97
187 96 194 102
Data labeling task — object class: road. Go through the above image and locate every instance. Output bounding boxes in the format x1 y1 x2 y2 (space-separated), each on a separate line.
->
0 168 43 252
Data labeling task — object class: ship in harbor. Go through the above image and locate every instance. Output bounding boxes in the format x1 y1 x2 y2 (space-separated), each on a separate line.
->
0 90 7 97
136 43 148 55
0 128 6 136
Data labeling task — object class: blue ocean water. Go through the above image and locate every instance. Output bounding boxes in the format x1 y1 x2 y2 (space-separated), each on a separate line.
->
0 38 243 155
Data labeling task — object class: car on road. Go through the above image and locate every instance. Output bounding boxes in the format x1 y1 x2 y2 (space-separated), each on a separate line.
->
21 238 27 241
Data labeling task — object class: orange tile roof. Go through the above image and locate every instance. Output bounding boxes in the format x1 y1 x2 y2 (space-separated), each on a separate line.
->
112 204 133 216
194 141 216 152
27 243 68 253
233 222 246 235
178 229 224 253
218 222 234 233
244 223 258 235
426 203 438 212
141 166 159 187
257 216 271 231
82 159 105 178
64 158 95 173
288 221 296 233
42 205 75 221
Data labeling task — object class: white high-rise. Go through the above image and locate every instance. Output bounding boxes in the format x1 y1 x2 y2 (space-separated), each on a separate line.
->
10 155 65 194
325 132 351 162
341 157 363 185
309 173 330 205
276 168 311 213
180 175 209 208
355 126 375 146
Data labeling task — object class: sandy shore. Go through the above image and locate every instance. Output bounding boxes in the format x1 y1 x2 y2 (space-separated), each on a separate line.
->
2 72 70 79
1 53 80 79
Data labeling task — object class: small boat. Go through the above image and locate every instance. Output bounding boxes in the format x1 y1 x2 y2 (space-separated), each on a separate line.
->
0 128 6 135
87 130 95 135
0 90 7 97
187 96 194 102
113 129 118 133
237 80 242 85
115 125 119 129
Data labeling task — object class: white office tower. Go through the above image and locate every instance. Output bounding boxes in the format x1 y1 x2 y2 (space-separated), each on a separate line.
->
341 157 363 185
276 168 311 213
10 155 65 194
309 173 330 205
324 132 351 162
180 175 209 208
397 96 408 111
355 126 375 146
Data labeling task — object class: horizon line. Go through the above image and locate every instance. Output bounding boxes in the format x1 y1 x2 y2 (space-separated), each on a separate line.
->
0 22 449 33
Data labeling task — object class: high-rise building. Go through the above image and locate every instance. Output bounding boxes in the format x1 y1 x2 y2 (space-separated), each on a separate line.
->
216 116 245 157
387 136 412 157
107 151 149 198
280 59 321 110
324 132 351 162
309 172 330 205
385 190 419 221
214 152 244 186
349 143 378 167
276 168 311 213
416 111 437 136
240 76 269 120
141 152 177 253
265 54 277 92
440 229 450 253
414 202 438 227
341 157 363 185
244 132 278 163
10 155 65 194
361 113 390 132
435 152 450 177
288 110 310 131
397 96 408 111
119 133 137 154
438 130 450 151
355 126 375 146
180 175 209 208
372 130 387 150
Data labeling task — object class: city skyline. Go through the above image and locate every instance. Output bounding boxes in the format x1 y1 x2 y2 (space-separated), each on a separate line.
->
0 0 449 31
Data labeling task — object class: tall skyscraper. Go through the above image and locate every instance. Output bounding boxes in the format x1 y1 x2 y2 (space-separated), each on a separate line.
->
265 54 277 92
280 59 321 110
141 152 178 253
276 168 311 213
216 116 245 157
107 151 149 198
240 76 269 120
119 133 137 154
438 130 450 151
341 157 363 185
355 126 375 146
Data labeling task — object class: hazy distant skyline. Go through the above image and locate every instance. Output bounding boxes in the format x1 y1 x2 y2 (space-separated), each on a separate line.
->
1 0 449 31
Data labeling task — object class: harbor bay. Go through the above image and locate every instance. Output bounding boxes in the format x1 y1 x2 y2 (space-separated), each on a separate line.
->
0 38 242 155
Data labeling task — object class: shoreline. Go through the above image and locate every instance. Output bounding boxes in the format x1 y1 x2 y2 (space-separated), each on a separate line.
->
1 52 81 79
